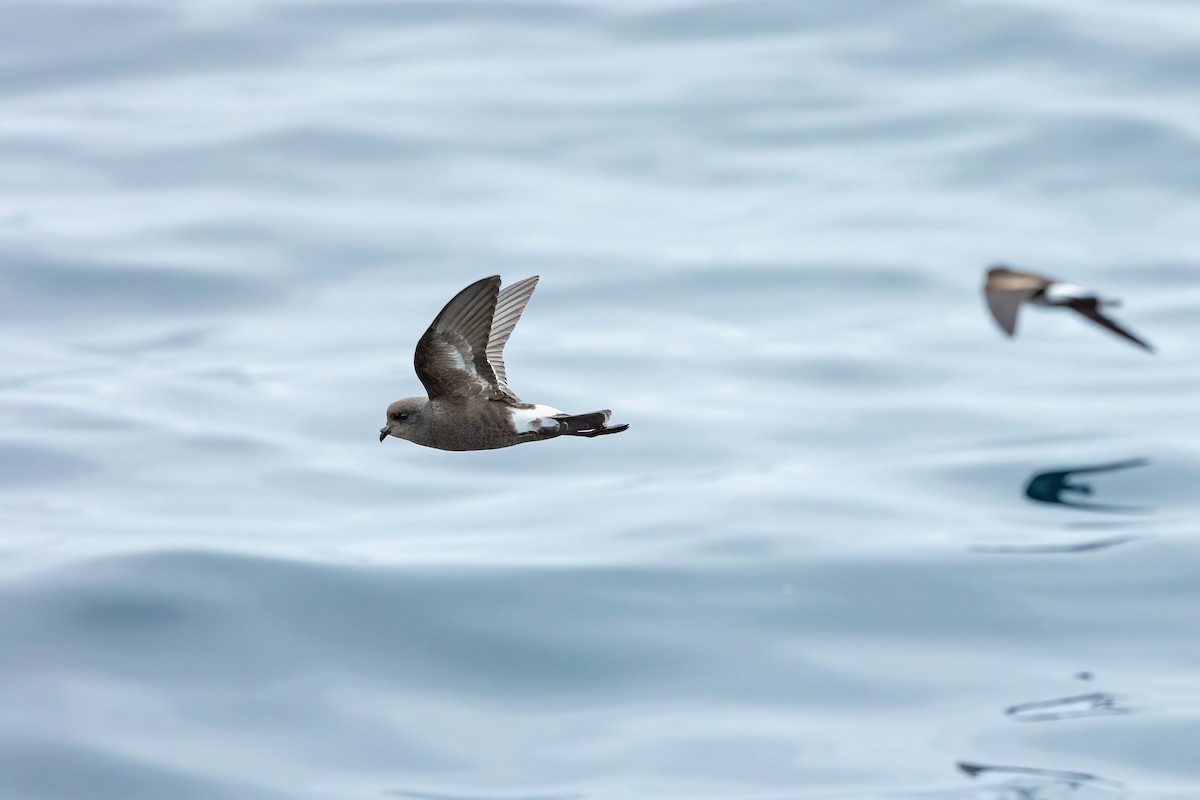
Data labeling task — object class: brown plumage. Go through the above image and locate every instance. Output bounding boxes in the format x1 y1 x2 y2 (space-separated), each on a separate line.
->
380 276 629 451
982 266 1154 352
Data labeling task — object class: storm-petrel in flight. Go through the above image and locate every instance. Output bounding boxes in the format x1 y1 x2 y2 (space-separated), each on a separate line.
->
380 275 629 451
983 266 1153 351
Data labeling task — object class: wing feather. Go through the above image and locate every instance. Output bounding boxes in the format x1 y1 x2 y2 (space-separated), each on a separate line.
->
1067 299 1155 352
984 266 1048 336
487 275 539 397
984 288 1029 335
413 276 506 400
985 266 1052 292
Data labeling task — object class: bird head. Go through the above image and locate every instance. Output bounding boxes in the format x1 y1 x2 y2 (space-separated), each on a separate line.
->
379 397 427 442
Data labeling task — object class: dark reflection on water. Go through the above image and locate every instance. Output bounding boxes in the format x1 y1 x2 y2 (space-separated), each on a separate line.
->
957 761 1126 792
971 535 1139 556
4 0 1200 797
1024 459 1151 513
1006 691 1134 723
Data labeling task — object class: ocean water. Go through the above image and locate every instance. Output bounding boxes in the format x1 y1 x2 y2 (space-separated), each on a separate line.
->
2 1 1200 798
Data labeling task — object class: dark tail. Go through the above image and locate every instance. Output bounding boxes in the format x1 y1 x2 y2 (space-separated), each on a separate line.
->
552 410 630 438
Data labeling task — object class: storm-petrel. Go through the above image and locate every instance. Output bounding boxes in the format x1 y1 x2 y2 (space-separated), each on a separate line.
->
379 275 629 451
983 266 1153 352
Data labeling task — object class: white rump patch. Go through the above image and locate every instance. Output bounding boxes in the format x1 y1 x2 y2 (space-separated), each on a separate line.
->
1043 282 1089 303
508 404 564 434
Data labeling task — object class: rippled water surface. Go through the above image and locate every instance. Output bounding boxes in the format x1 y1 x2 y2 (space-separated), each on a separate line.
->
3 1 1200 798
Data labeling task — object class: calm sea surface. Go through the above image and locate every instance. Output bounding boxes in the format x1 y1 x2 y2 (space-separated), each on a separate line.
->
2 2 1200 798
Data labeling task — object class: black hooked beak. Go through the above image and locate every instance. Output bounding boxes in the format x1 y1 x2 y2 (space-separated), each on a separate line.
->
379 427 389 442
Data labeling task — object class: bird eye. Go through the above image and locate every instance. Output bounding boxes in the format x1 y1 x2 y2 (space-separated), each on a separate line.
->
399 413 408 421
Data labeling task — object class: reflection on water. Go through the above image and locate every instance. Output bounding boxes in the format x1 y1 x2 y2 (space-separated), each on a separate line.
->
3 0 1200 798
957 761 1126 795
971 535 1139 556
1024 459 1151 513
1006 691 1134 723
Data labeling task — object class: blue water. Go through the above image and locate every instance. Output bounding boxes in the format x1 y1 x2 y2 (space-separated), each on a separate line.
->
2 2 1200 798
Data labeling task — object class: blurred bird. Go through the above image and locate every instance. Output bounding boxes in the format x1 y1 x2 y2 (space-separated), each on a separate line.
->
380 275 629 451
983 266 1154 352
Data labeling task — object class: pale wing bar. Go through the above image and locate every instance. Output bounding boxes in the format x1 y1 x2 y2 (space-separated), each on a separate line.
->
413 276 504 400
984 267 1048 337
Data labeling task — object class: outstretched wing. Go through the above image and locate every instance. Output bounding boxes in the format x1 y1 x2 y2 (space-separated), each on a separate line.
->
984 288 1027 335
983 267 1048 336
413 276 509 400
1067 299 1155 352
487 275 539 399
